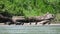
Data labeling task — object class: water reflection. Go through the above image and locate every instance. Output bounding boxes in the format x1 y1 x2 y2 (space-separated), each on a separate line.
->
0 25 60 34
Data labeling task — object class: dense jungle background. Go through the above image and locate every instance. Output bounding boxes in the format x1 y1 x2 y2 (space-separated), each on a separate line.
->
0 0 60 23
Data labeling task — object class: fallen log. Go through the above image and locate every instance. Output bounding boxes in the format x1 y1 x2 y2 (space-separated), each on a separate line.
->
15 12 55 25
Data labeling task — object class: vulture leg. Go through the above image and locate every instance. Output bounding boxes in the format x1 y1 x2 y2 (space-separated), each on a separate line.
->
30 22 31 25
21 22 24 25
35 21 37 25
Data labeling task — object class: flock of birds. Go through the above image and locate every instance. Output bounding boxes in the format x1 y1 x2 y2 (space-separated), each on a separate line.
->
0 12 55 25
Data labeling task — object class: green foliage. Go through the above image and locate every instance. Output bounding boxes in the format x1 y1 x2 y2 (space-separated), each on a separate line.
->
0 0 60 17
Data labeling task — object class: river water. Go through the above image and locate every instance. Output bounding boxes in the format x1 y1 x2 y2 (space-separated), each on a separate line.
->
0 25 60 34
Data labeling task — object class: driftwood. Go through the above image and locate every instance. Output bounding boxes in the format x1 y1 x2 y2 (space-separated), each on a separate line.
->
11 16 25 25
0 15 25 25
15 12 55 25
0 12 55 25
